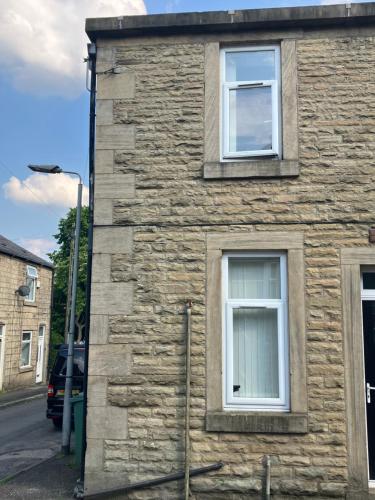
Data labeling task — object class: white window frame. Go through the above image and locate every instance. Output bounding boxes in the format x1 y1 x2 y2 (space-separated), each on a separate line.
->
221 45 281 160
222 252 289 411
21 331 32 368
25 265 38 302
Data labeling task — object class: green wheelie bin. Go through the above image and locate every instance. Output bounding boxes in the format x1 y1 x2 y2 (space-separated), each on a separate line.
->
70 394 84 466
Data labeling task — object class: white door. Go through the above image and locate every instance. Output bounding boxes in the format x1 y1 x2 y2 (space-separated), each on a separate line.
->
36 325 45 383
0 325 4 391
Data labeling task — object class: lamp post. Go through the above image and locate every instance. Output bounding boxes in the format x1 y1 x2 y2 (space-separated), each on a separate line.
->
28 164 82 455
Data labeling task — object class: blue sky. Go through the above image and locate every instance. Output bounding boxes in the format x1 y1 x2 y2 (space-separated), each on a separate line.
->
0 0 370 258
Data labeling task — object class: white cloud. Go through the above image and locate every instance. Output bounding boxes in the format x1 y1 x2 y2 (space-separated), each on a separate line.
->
19 238 56 260
3 173 89 208
0 0 146 98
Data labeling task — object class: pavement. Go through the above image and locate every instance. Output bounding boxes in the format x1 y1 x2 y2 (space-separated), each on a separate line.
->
0 385 79 499
0 453 80 499
0 384 47 409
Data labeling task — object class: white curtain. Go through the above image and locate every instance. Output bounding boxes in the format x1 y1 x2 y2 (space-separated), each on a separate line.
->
233 308 279 398
229 257 280 399
229 258 280 299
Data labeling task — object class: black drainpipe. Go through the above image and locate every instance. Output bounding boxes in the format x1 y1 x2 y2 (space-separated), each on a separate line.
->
78 41 97 490
84 462 224 499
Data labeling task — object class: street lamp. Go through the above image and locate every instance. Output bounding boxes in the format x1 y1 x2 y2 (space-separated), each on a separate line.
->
28 164 82 455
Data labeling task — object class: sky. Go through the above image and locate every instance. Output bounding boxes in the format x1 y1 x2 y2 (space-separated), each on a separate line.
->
0 0 372 260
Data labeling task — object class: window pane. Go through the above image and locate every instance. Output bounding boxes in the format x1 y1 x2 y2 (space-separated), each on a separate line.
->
39 326 44 337
228 87 272 153
229 257 280 299
21 342 30 366
22 332 31 341
27 266 38 278
26 277 35 301
233 308 279 399
226 50 276 82
363 273 375 289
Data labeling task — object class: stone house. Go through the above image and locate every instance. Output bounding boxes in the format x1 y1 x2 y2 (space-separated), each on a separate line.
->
0 235 53 391
85 3 375 498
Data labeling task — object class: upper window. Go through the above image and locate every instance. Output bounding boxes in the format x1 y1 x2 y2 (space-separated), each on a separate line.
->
221 46 280 160
222 252 289 411
25 266 38 302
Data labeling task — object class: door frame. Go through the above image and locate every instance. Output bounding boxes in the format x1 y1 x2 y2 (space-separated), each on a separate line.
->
342 249 375 498
35 324 45 384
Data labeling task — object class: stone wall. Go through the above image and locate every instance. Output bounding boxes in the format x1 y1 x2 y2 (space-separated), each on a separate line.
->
86 29 375 498
0 254 52 390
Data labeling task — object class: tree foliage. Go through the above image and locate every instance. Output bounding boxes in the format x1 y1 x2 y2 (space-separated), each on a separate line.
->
48 206 89 346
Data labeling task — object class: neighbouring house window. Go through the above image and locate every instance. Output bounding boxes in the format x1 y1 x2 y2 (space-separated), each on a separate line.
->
223 252 289 411
221 46 280 159
25 266 38 302
21 331 32 367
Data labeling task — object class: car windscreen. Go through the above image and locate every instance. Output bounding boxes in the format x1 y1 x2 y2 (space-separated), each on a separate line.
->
54 350 84 377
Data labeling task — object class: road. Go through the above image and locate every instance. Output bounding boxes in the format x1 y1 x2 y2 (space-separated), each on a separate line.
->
0 397 60 480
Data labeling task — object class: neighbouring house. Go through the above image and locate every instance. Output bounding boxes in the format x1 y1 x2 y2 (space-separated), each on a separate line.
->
84 3 375 498
0 235 53 391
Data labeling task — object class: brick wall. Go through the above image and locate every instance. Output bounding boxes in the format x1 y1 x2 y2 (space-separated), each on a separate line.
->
86 31 375 498
0 254 52 390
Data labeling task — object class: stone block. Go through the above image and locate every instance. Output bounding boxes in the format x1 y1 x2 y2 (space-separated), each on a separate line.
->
95 173 135 199
96 100 113 126
206 412 308 434
96 125 135 150
87 405 128 439
95 150 113 175
87 376 107 407
88 344 130 377
91 282 133 315
96 47 115 74
97 71 135 100
91 253 111 283
90 315 109 345
93 227 133 254
93 199 112 225
85 438 104 472
84 471 130 497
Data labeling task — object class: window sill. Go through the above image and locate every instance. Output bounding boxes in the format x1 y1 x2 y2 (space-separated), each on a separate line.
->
203 160 299 179
19 366 33 373
23 302 37 308
206 411 308 434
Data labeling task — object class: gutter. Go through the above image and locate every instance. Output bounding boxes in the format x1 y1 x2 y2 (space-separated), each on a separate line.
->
86 2 375 40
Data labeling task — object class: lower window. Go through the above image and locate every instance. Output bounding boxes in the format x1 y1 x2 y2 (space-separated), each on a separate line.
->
21 331 32 367
223 252 289 411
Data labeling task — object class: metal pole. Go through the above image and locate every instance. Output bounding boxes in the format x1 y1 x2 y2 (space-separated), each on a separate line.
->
184 301 192 500
64 233 74 343
62 179 82 455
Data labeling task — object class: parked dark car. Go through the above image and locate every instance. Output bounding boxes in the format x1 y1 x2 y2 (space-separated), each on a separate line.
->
47 343 85 428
